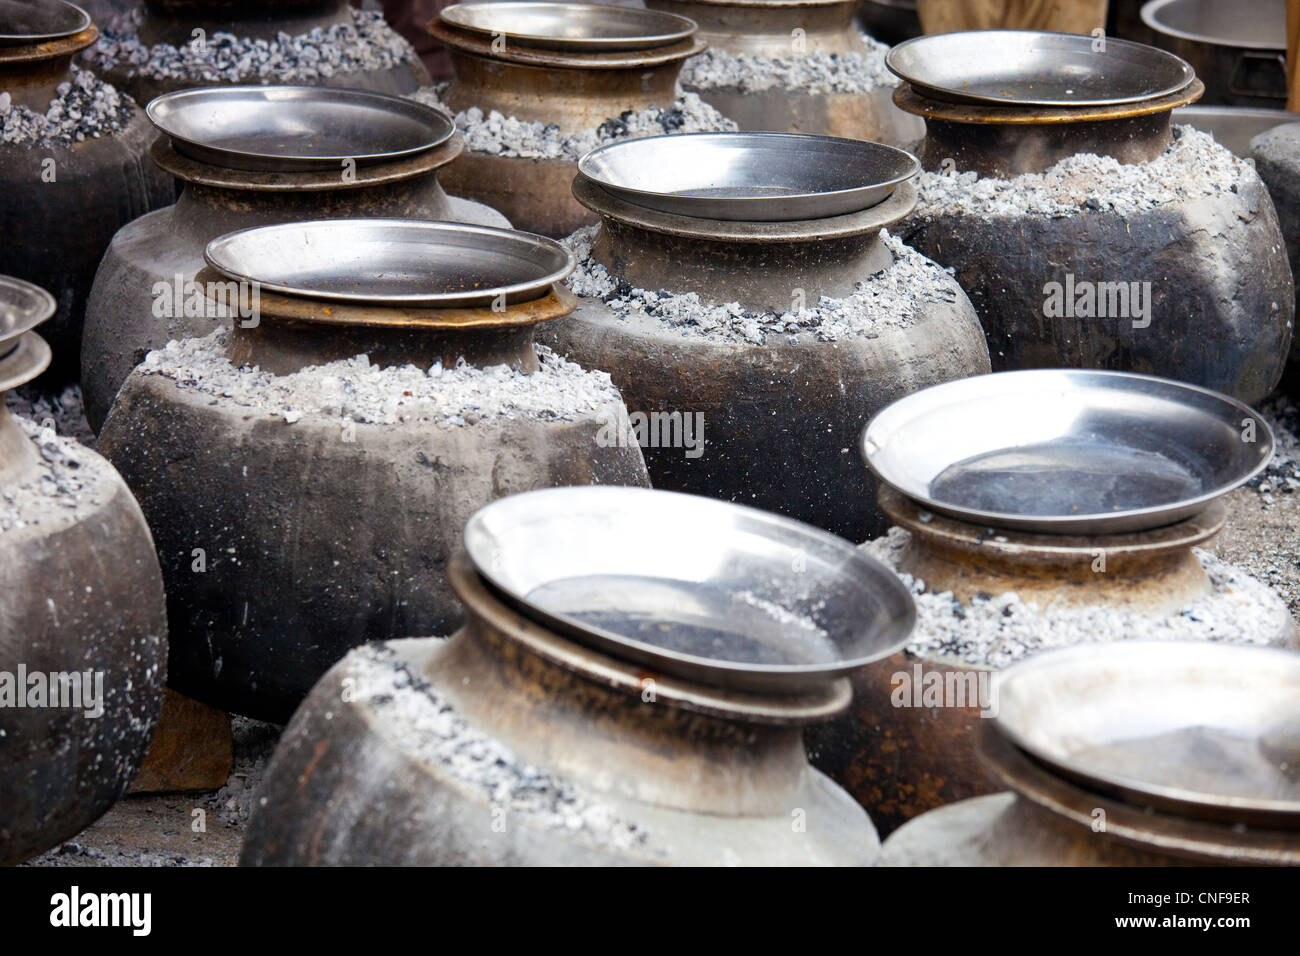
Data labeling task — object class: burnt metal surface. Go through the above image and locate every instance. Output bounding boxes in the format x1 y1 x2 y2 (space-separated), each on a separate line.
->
0 28 174 381
896 80 1203 177
0 317 167 865
80 135 500 432
901 149 1293 406
241 553 877 865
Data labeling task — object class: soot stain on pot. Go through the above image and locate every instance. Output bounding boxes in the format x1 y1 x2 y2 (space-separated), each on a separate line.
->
86 9 415 85
410 84 736 162
562 225 961 345
864 529 1292 669
678 33 894 95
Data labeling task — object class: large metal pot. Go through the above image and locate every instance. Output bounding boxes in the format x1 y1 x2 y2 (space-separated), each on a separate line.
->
82 116 506 432
539 172 989 542
242 548 883 866
96 230 651 722
0 14 173 380
647 0 923 144
0 276 167 865
88 0 431 104
425 16 712 237
1143 0 1288 106
856 0 920 46
896 58 1294 405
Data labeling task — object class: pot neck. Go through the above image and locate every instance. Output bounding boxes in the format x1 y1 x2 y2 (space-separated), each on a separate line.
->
574 173 915 312
432 553 850 814
645 0 863 56
880 486 1223 614
196 266 575 375
0 28 97 111
896 80 1204 177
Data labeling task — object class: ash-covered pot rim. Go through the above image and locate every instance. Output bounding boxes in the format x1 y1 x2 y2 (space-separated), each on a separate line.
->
861 369 1274 535
991 641 1300 828
0 0 90 47
439 1 698 53
204 219 575 308
886 29 1196 109
576 132 920 222
146 85 457 174
463 485 917 694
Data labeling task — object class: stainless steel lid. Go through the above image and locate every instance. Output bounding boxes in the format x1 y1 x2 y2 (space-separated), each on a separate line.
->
204 220 575 308
146 86 457 173
0 0 89 47
861 369 1273 535
577 132 920 222
439 1 697 52
463 486 916 692
886 30 1196 108
0 275 55 357
994 641 1300 828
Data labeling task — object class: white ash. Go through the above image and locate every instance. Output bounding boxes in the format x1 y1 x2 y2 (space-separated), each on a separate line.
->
4 384 94 447
409 84 735 161
135 329 625 427
677 34 894 95
865 527 1292 669
912 126 1254 220
0 413 112 534
1250 394 1300 500
85 8 414 84
562 225 961 345
0 67 134 147
348 642 655 855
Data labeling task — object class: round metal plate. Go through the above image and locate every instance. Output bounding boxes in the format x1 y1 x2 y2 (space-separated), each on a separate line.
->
886 30 1196 108
440 1 696 52
146 86 456 173
578 133 920 222
861 369 1273 535
993 642 1300 829
463 486 916 693
0 0 89 47
204 220 574 308
0 274 56 357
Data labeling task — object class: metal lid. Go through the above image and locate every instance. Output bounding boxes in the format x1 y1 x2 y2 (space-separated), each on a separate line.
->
577 132 920 222
463 486 915 693
1142 0 1286 52
994 641 1300 829
147 86 456 173
886 30 1196 108
0 0 89 47
862 369 1273 535
204 219 575 308
440 2 696 52
0 275 55 390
